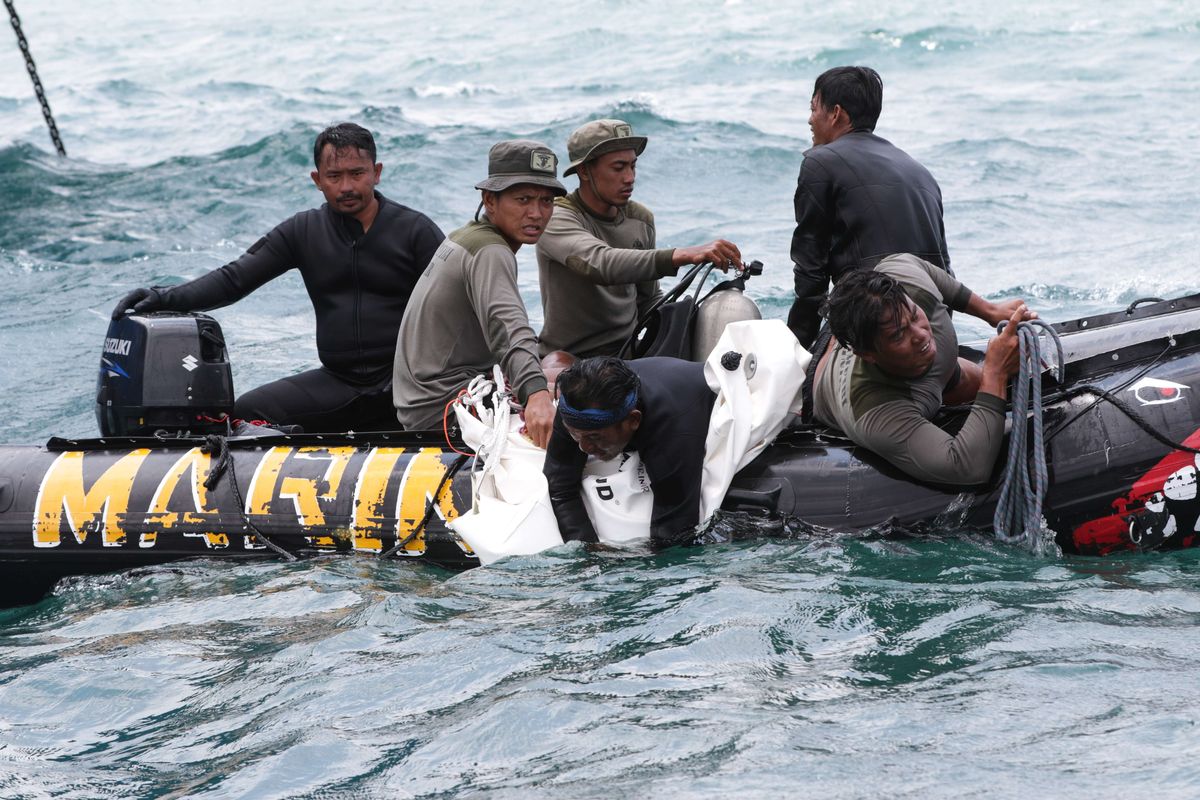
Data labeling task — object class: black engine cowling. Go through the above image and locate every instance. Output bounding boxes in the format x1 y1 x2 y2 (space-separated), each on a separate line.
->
96 313 234 436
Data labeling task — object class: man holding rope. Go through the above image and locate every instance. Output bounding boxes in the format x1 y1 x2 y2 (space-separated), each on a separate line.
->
813 254 1035 485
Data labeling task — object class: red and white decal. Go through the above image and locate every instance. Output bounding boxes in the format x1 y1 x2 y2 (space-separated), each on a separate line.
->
1127 376 1189 406
1071 428 1200 554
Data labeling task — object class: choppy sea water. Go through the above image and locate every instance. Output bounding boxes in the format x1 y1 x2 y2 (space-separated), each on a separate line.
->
1 1 1199 796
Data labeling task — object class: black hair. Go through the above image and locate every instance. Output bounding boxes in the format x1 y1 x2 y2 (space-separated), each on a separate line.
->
555 356 641 409
812 66 883 131
313 122 377 168
821 269 911 353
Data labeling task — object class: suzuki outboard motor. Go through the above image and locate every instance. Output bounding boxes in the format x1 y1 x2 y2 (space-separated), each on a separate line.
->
96 312 234 436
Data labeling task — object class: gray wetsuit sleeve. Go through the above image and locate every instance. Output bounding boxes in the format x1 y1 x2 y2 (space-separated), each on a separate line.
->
537 208 674 285
854 392 1007 485
465 244 547 403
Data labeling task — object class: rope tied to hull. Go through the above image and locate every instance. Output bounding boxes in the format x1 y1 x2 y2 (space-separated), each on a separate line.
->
993 319 1200 549
4 1 66 156
378 453 468 560
381 368 498 560
201 435 297 561
992 319 1065 547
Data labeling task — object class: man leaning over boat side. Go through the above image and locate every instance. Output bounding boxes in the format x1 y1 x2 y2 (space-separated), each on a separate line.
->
392 139 564 447
813 254 1034 485
787 66 952 349
110 122 444 432
543 355 716 547
536 119 744 359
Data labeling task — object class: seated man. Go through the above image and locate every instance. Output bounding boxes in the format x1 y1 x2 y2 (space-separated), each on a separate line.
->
111 122 445 432
813 253 1033 485
543 356 716 546
536 118 744 358
393 139 564 446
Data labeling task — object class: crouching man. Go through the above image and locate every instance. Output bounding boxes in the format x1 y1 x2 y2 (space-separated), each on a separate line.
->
813 253 1035 484
393 140 565 446
543 356 716 546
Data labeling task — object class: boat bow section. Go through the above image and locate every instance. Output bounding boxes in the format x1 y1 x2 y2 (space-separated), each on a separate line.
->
0 433 480 603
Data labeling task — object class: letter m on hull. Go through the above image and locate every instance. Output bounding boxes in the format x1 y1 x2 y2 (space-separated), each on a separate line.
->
33 450 151 548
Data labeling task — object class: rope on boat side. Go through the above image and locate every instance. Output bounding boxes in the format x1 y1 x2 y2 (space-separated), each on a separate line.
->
993 322 1200 547
379 453 469 560
201 435 298 562
992 319 1064 546
1059 384 1200 456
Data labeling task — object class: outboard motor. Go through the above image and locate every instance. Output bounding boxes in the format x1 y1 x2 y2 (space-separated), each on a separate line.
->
96 312 234 436
691 261 763 361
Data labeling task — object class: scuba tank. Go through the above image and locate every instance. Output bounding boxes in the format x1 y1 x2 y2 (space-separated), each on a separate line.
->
691 261 763 361
622 259 764 362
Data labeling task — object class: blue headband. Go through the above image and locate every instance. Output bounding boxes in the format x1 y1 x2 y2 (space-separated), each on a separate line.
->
557 390 638 430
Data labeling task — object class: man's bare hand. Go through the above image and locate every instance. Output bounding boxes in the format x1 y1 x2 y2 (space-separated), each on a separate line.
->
523 390 555 449
986 298 1037 328
672 239 743 271
979 304 1030 399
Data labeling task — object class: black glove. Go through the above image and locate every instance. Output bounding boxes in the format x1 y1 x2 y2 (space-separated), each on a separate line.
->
111 287 162 319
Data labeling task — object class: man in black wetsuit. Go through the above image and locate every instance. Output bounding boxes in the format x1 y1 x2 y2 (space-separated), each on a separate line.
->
788 66 951 349
111 122 444 432
544 356 716 547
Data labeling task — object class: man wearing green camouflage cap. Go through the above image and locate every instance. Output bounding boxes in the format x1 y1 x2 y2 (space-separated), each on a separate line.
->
536 118 745 358
393 139 565 446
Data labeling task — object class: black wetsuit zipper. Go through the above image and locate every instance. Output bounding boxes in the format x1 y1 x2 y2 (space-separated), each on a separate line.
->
351 234 362 371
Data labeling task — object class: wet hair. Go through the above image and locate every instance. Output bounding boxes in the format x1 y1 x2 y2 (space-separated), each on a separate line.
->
313 122 377 168
555 356 640 410
812 66 883 131
821 269 911 353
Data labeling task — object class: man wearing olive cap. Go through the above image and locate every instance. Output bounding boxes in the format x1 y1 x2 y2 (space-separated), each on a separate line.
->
536 119 745 359
393 140 565 446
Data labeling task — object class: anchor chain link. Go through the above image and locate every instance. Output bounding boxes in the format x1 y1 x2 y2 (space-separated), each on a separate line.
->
5 0 66 156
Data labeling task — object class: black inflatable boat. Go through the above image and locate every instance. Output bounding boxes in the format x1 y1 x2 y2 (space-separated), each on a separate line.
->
3 294 1200 605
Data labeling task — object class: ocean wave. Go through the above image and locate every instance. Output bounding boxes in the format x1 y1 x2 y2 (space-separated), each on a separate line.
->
409 82 500 99
862 25 997 53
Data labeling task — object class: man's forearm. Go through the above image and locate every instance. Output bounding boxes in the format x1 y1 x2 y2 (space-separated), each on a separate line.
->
964 293 1003 325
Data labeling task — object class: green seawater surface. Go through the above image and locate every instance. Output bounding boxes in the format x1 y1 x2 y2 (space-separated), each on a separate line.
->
1 1 1199 796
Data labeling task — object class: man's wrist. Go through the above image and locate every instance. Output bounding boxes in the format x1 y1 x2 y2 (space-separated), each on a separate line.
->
979 366 1008 399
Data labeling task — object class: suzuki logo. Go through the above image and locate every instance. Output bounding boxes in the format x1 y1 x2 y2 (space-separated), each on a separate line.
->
181 355 199 372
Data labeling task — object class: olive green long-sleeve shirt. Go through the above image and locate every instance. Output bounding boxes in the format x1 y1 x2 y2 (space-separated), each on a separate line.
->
813 253 1006 485
393 220 546 430
536 191 677 358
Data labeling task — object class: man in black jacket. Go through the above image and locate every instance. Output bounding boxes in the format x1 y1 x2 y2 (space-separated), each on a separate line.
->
543 356 716 547
111 122 444 431
787 66 951 349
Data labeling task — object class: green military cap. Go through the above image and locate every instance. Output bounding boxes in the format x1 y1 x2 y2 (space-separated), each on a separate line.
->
563 119 648 176
475 139 567 195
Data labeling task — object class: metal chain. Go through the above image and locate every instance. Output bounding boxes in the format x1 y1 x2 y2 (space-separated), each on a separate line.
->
5 0 66 156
